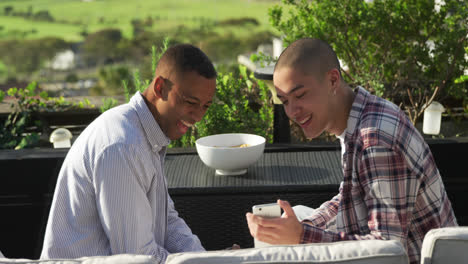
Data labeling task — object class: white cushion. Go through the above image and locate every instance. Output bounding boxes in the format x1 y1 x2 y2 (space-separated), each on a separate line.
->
166 240 408 264
0 254 156 264
421 226 468 264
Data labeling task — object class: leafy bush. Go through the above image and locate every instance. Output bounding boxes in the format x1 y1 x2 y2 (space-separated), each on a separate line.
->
100 98 118 113
453 46 468 105
91 65 133 96
0 82 93 149
269 0 467 124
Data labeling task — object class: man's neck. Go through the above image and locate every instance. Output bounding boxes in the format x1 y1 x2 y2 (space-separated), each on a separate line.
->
141 87 162 126
330 84 356 136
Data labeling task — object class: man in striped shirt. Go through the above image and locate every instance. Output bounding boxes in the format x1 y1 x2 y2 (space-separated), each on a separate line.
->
41 44 216 263
246 38 457 264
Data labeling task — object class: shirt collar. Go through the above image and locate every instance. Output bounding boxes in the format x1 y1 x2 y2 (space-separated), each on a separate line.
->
345 86 370 138
129 92 170 152
336 130 346 141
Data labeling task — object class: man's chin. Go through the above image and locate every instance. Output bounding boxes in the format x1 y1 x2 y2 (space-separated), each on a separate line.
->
303 130 322 140
170 128 192 140
169 133 185 141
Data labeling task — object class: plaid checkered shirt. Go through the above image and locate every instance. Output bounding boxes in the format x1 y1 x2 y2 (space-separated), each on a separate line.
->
300 87 457 264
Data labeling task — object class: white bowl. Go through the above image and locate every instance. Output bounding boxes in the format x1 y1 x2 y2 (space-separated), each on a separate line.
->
195 133 266 175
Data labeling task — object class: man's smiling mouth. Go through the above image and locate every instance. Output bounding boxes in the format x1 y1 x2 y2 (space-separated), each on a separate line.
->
180 120 194 128
297 115 312 126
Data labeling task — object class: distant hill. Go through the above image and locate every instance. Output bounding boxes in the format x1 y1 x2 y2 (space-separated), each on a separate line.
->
0 0 279 41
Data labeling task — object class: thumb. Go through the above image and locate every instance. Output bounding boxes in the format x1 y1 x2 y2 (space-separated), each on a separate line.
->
278 199 296 218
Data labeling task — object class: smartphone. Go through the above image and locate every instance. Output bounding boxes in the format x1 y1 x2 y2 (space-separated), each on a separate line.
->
252 203 281 248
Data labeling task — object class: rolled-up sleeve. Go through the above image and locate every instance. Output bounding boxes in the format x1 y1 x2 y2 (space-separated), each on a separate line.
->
302 185 342 228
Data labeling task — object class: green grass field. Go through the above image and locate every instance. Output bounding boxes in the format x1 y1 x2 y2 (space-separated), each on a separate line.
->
0 0 281 41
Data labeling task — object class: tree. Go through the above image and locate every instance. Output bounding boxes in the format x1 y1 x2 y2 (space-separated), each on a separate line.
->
0 37 68 74
269 0 467 124
82 28 124 65
4 6 13 15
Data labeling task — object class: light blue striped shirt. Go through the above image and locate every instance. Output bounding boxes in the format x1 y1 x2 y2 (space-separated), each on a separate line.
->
41 92 204 263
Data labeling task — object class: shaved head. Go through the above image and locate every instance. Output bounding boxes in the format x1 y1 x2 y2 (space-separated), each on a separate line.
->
275 38 341 82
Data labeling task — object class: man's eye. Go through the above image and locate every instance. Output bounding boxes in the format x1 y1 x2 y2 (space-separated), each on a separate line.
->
186 101 197 105
296 92 305 99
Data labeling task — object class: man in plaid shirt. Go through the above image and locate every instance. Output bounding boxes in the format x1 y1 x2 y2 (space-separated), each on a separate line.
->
246 38 457 264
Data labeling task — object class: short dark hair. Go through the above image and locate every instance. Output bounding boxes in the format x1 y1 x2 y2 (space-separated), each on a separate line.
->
275 38 341 81
155 44 216 80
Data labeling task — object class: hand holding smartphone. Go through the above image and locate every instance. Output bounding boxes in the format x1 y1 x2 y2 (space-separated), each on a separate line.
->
252 202 281 248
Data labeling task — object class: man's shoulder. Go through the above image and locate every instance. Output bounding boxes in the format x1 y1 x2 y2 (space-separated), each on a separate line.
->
355 94 423 150
71 103 147 158
90 103 142 136
360 94 403 124
96 102 137 125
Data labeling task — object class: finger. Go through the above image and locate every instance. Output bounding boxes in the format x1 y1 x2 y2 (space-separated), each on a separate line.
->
247 214 276 238
247 212 274 226
255 227 277 243
278 199 296 218
246 212 264 225
257 234 277 244
246 212 263 228
246 213 258 235
246 212 253 222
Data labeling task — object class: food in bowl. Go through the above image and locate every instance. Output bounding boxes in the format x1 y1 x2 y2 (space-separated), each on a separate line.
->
196 133 265 175
232 144 250 148
215 144 250 148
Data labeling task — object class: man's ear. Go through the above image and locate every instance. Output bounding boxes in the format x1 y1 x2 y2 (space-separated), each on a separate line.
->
328 68 340 88
152 76 165 99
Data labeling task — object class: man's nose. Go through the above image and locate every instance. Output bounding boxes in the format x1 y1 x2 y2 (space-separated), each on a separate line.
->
285 102 299 120
192 108 205 123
